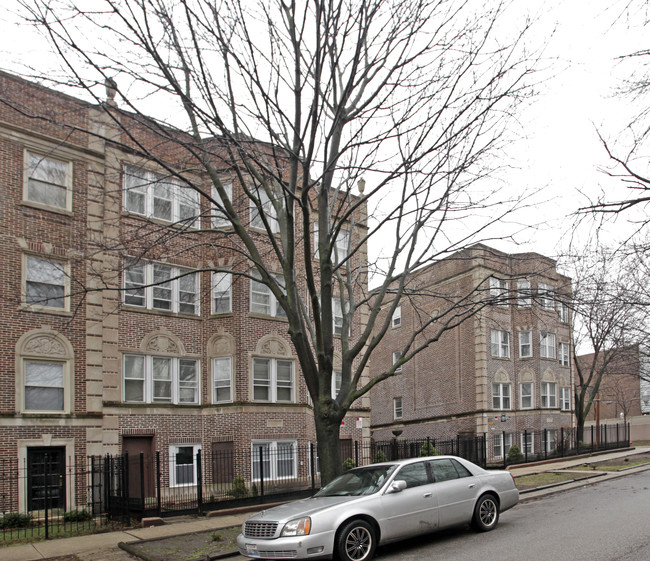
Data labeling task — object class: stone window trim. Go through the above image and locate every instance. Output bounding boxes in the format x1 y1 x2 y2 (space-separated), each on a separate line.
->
23 148 74 214
15 328 74 415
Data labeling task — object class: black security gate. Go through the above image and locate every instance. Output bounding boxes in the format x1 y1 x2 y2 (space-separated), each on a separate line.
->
27 447 66 513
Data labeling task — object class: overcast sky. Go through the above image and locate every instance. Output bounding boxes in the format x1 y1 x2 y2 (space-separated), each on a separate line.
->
1 0 647 263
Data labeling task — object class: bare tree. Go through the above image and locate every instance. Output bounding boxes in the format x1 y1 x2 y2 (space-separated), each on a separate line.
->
568 246 650 436
579 1 650 228
14 0 540 482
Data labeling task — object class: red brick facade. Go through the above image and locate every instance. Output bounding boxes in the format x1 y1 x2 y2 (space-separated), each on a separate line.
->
370 245 574 450
0 71 369 512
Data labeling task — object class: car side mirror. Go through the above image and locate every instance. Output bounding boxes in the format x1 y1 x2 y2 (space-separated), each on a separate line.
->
387 480 407 494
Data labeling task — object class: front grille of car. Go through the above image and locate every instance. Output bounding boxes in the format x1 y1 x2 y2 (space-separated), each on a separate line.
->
244 521 279 538
258 550 298 559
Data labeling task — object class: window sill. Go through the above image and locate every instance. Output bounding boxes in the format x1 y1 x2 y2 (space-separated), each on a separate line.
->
19 304 73 317
248 312 288 322
21 200 73 216
122 304 201 319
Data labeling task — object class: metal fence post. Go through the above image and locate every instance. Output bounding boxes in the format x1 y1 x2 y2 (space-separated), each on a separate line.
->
156 451 162 516
502 431 507 470
310 442 315 492
197 449 203 515
259 446 265 503
354 440 359 468
139 452 145 514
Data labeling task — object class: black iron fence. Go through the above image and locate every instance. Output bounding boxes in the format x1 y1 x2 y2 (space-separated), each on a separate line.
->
485 423 631 468
0 423 631 537
0 454 114 544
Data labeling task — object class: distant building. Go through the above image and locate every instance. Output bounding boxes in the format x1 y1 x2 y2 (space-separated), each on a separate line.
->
370 244 574 461
578 345 649 421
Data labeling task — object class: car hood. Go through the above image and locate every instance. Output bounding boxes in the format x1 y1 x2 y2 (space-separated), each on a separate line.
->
246 496 358 522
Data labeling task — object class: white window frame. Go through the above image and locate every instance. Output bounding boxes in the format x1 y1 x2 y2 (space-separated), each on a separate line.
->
541 381 557 409
250 188 279 233
521 433 534 455
392 306 402 328
489 277 508 303
519 331 532 358
123 354 199 404
170 444 201 487
250 273 286 317
211 182 233 228
558 301 569 323
252 357 295 403
331 371 342 399
394 397 403 419
24 150 72 212
560 387 571 411
540 332 556 359
24 255 69 312
212 272 232 314
558 342 570 366
124 260 199 315
212 356 233 403
491 329 510 358
538 282 555 310
393 351 403 372
333 299 350 336
545 429 558 453
313 224 350 265
251 440 297 481
123 164 199 226
517 279 531 307
493 433 513 458
520 382 533 409
492 383 511 410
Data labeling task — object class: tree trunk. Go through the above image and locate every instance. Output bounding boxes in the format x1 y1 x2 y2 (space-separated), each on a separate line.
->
313 401 344 485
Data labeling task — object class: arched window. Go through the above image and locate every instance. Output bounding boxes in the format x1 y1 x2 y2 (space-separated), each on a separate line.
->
16 328 74 414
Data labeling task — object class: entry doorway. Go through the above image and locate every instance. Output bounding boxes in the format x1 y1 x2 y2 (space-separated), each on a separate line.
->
122 436 155 498
27 447 66 513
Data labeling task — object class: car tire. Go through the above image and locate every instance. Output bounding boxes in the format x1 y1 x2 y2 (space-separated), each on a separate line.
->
337 519 376 561
472 494 499 532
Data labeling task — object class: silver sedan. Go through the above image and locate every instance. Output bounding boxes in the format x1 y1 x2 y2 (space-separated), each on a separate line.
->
237 455 519 561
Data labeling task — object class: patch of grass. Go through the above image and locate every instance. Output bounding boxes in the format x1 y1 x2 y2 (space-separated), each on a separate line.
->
514 471 584 491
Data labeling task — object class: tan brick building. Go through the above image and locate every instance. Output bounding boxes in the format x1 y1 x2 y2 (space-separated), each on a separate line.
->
369 244 574 461
0 71 369 514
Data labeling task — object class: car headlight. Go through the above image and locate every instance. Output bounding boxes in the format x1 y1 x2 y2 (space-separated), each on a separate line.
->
281 517 311 536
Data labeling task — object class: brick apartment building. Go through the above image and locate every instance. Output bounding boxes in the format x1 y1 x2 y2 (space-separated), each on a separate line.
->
578 345 650 422
369 244 574 460
0 71 369 514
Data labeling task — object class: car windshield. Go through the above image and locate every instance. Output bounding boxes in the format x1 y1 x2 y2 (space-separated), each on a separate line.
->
314 465 397 497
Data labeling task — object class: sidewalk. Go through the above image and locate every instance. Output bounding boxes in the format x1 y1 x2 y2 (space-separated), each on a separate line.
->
4 446 650 561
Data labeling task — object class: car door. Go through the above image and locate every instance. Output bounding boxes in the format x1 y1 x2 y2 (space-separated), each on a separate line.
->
428 458 477 528
379 461 439 541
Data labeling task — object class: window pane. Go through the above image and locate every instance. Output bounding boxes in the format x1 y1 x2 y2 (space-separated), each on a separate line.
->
152 264 172 310
26 257 66 308
276 360 293 402
251 279 271 315
152 357 172 402
124 262 146 306
430 459 460 482
212 182 232 227
252 442 271 480
28 154 67 208
174 446 195 485
213 357 232 402
253 359 270 400
213 272 232 313
152 180 173 221
178 272 198 314
124 355 144 402
124 166 148 214
24 362 64 411
276 442 295 478
178 359 198 403
178 186 199 225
